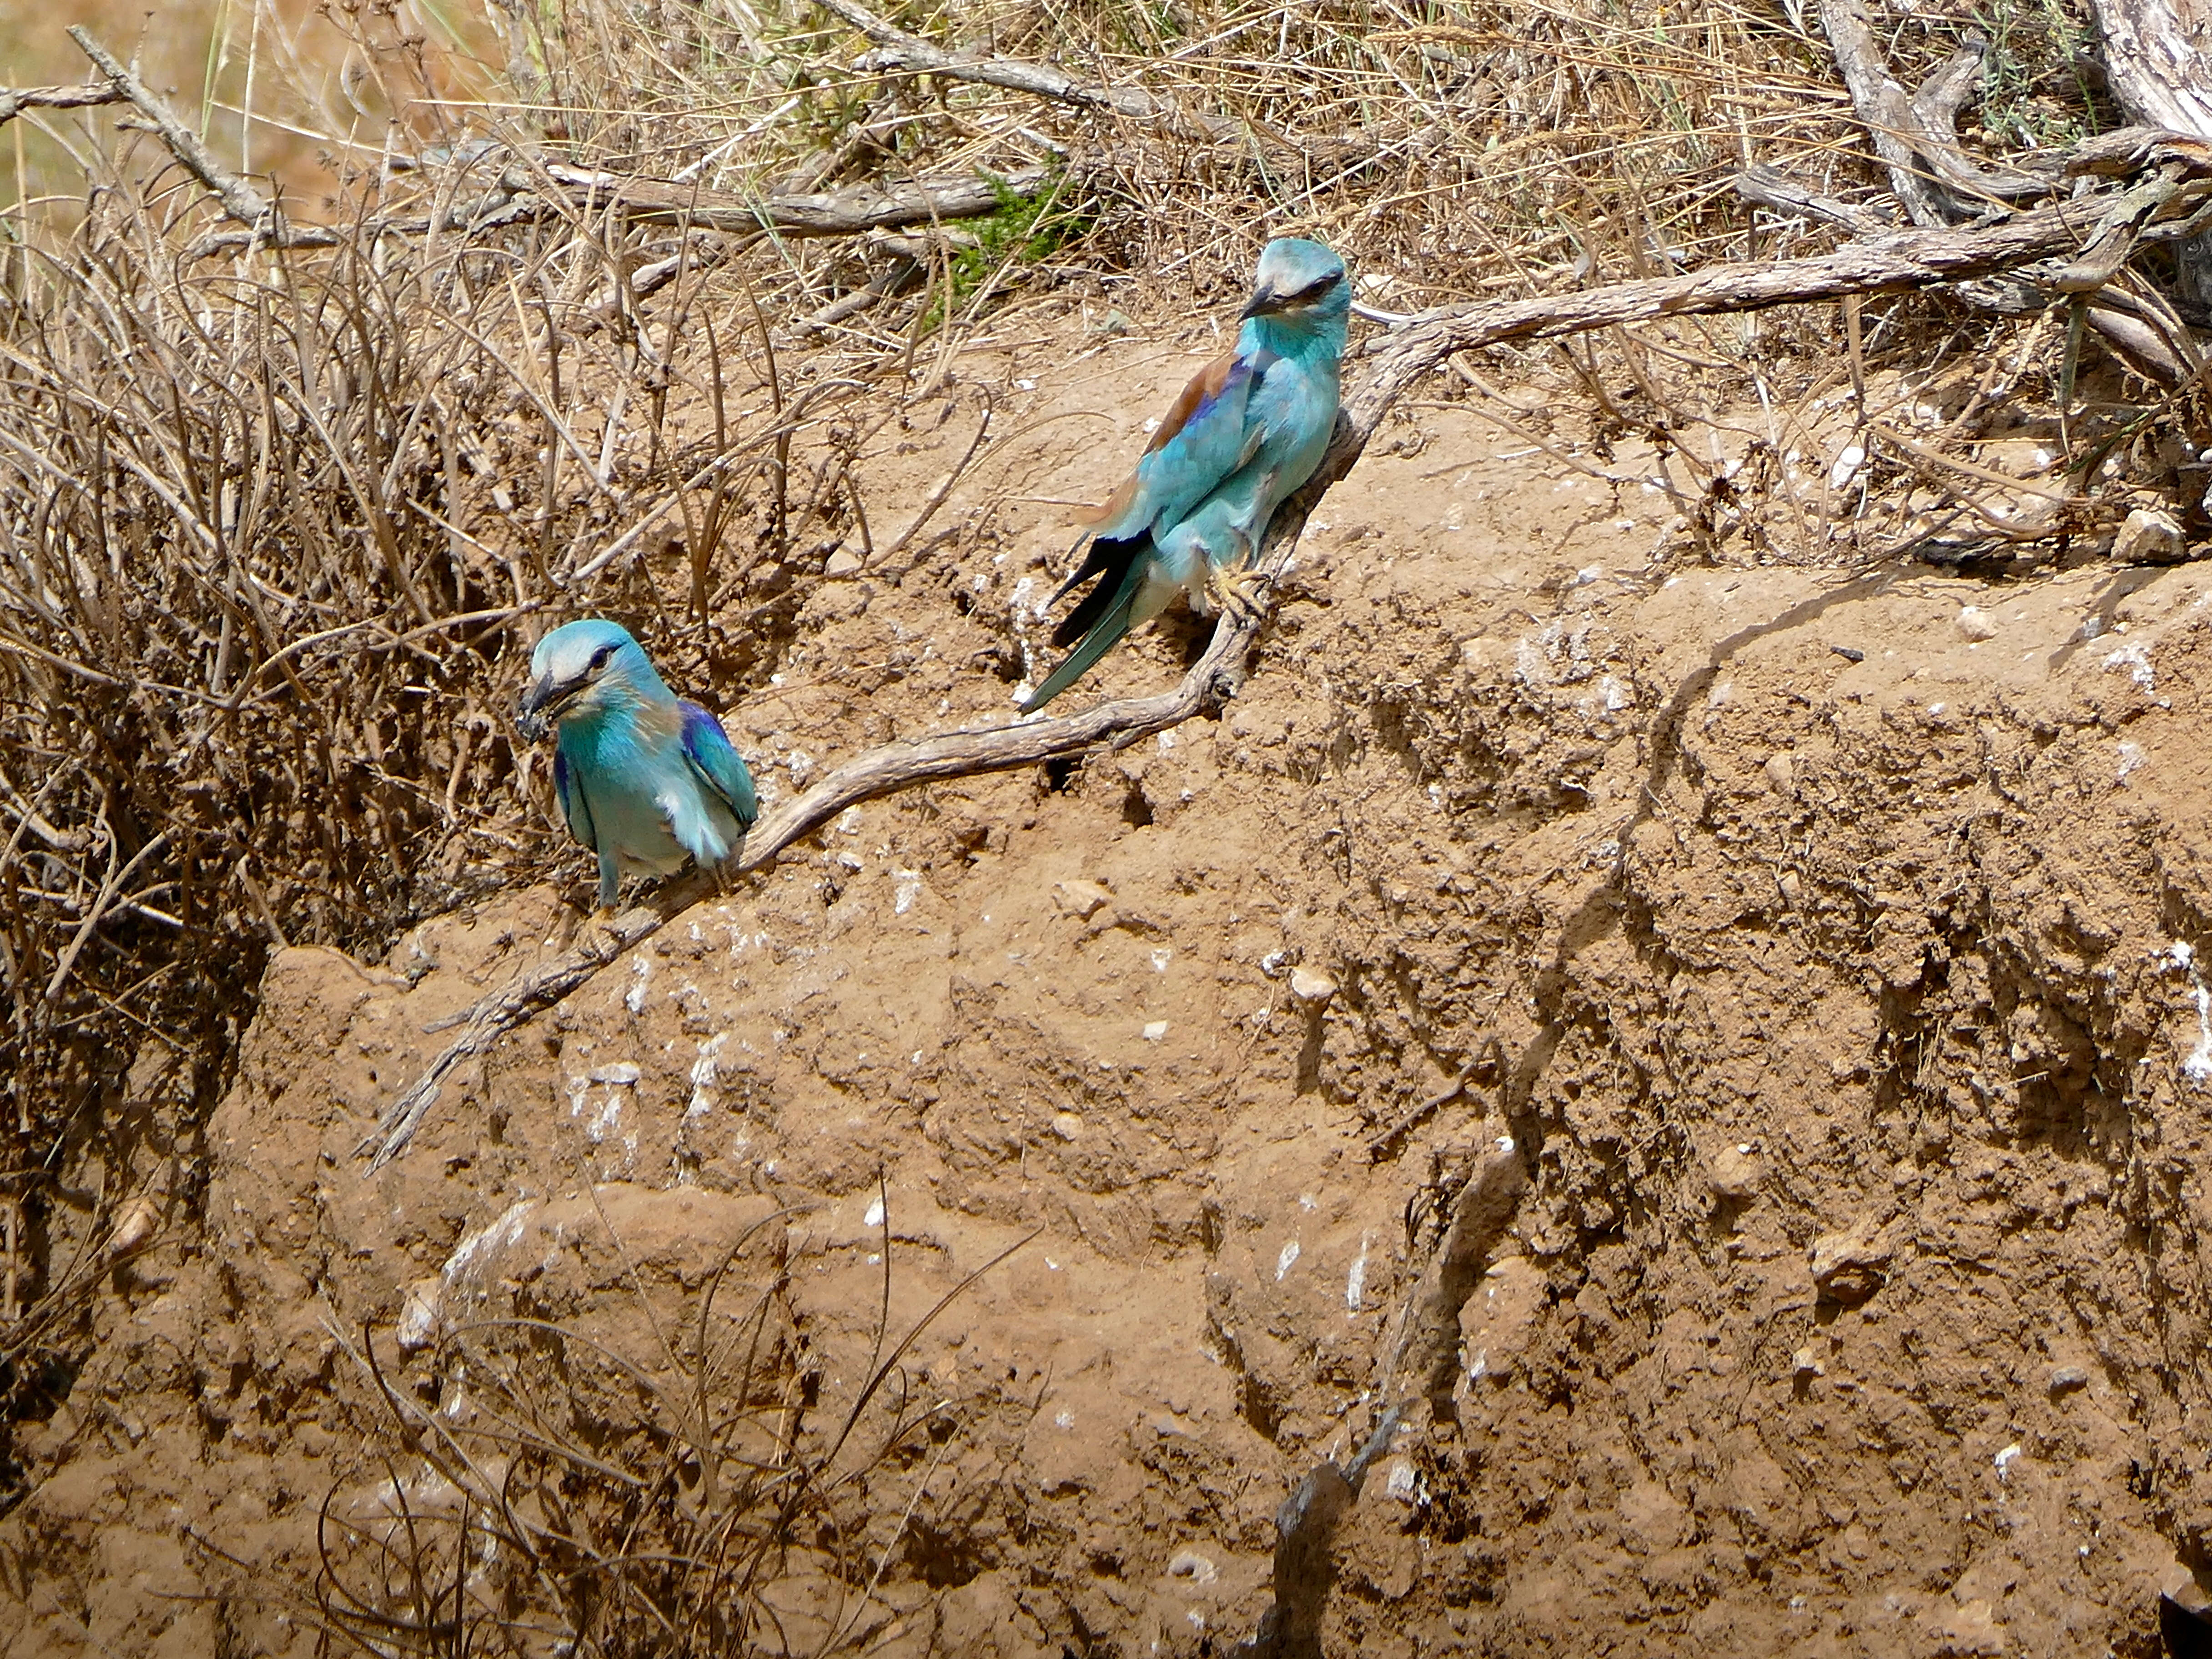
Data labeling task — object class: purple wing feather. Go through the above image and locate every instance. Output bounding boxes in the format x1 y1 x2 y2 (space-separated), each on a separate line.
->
678 701 759 826
552 743 598 850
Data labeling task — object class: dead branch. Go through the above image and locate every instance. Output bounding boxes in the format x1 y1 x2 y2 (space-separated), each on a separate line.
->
359 619 1255 1169
2087 0 2212 311
531 158 1055 237
1352 190 2110 421
68 28 331 247
185 164 1051 265
1815 4 2047 224
365 166 2164 1173
0 81 126 128
1736 163 1893 236
60 33 1052 264
1818 0 1975 226
815 0 1235 142
1812 1 2212 376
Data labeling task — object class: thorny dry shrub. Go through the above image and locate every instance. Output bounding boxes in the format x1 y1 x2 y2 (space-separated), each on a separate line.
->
0 0 2159 1524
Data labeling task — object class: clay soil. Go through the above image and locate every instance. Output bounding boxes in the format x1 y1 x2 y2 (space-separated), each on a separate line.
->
7 302 2212 1657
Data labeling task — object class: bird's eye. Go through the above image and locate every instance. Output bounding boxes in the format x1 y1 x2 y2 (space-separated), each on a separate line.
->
589 643 617 672
1294 271 1343 300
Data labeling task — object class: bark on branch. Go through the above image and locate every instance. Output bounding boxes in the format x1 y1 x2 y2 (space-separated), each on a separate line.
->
815 0 1235 142
0 81 126 127
2084 0 2212 307
68 27 319 243
60 29 1051 262
530 158 1055 237
1815 1 2050 224
365 164 2164 1172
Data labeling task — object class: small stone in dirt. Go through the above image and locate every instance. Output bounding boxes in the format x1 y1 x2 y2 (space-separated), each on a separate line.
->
1829 644 1865 663
1051 1111 1084 1141
1167 1550 1219 1585
824 548 863 578
1792 1347 1824 1380
1707 1144 1760 1200
2049 1364 2090 1395
1762 753 1796 795
107 1196 159 1259
1810 1217 1894 1304
2112 507 2186 564
1053 879 1113 920
1956 605 1999 642
1291 965 1338 1003
396 1277 442 1352
1927 1597 2008 1657
1143 1020 1169 1041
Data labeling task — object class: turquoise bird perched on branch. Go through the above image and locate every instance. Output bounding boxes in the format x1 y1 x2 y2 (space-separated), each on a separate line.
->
516 619 759 910
1022 237 1350 713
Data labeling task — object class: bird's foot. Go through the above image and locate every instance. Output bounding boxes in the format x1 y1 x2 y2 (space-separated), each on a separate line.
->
1206 565 1269 624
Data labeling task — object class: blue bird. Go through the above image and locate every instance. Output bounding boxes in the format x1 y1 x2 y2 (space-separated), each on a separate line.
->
1022 237 1350 713
516 619 759 910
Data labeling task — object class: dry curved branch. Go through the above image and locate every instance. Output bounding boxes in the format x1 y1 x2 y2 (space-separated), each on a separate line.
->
815 0 1235 142
1348 190 2108 423
0 80 126 128
360 613 1263 1169
365 171 2145 1173
69 29 330 246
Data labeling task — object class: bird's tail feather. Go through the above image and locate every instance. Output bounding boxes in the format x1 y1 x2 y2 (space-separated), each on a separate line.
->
1022 562 1144 713
1052 533 1147 648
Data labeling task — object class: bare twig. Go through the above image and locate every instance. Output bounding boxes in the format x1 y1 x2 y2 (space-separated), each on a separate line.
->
68 28 334 246
876 391 992 564
816 0 1235 141
0 81 126 128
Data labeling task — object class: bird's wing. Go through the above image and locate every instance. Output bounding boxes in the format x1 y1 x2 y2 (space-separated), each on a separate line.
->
1203 345 1343 546
677 701 760 827
1077 346 1271 553
553 745 598 851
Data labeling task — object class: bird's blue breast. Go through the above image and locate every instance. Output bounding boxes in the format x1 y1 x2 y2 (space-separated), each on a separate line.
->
553 699 748 881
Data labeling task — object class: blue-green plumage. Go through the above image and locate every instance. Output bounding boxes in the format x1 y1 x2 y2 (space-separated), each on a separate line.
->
1023 238 1350 713
518 619 758 909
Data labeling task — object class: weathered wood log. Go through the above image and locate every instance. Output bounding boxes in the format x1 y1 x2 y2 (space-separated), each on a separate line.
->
2085 0 2212 307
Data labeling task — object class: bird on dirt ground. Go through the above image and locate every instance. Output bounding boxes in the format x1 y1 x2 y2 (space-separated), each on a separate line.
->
516 619 759 910
1021 236 1350 713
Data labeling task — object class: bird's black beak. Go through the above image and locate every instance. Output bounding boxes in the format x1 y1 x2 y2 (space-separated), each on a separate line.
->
516 674 565 744
1239 284 1286 322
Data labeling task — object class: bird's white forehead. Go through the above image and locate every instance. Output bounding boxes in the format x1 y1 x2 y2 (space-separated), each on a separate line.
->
1256 238 1343 290
532 621 633 682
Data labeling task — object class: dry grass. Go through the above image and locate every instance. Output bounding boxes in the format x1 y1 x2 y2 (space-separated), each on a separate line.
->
179 1201 1026 1655
0 0 2128 1572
